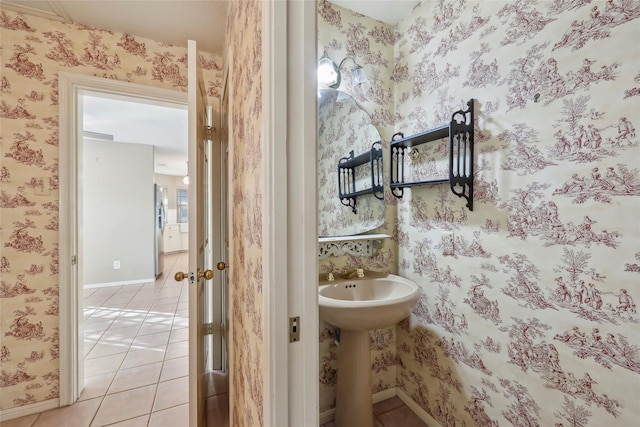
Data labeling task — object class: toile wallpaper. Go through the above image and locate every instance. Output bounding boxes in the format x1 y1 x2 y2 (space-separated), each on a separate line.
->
317 1 400 413
226 0 265 425
317 88 386 237
320 0 640 425
2 1 638 424
0 9 222 413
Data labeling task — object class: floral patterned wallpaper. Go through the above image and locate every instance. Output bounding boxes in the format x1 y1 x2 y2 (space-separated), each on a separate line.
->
395 1 639 426
317 0 399 414
0 10 222 413
226 0 264 425
320 0 640 425
317 88 386 237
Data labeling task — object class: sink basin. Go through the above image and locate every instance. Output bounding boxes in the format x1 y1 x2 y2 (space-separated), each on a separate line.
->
318 274 420 331
318 273 421 427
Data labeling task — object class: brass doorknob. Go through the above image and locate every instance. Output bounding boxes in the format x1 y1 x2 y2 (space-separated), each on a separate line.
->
216 262 227 271
199 269 214 280
175 271 188 282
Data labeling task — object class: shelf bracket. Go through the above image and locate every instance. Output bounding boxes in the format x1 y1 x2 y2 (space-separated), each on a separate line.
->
340 195 357 213
449 99 474 211
390 132 405 198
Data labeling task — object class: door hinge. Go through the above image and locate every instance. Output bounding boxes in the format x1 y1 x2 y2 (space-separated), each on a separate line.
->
71 255 77 265
204 322 223 336
204 322 214 335
289 316 300 343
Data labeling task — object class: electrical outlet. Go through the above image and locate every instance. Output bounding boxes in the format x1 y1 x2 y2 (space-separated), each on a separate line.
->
113 260 121 269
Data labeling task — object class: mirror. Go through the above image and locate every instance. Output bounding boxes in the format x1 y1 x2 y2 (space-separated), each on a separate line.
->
318 88 385 237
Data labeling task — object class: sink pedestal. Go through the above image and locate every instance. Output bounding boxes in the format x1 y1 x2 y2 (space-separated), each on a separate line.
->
319 274 421 427
334 329 374 427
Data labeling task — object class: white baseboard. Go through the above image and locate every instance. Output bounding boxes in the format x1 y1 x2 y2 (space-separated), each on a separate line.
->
319 407 335 425
396 387 442 427
318 387 402 425
373 386 398 404
0 398 59 422
84 278 155 289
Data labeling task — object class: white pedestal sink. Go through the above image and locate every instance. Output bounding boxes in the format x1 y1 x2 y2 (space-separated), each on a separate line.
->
318 273 421 427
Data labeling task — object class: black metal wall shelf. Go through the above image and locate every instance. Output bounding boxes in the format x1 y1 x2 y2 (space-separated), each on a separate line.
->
390 99 474 211
338 142 384 213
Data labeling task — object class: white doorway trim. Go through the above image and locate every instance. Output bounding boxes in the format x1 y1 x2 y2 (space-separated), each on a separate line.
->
261 1 288 425
58 72 187 405
285 1 319 424
262 1 318 426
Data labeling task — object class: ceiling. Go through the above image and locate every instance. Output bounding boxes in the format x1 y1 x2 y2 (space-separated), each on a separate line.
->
331 0 420 25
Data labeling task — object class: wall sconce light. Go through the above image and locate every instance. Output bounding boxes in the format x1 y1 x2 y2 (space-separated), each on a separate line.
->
318 50 370 92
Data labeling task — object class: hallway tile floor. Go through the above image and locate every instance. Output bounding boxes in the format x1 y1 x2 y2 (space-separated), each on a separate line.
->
2 253 193 427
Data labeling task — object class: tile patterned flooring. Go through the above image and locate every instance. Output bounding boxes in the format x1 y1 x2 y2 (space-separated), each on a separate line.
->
321 396 430 427
2 253 231 427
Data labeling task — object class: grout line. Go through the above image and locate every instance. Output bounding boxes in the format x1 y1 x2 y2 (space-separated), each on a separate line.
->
81 253 188 427
374 399 405 416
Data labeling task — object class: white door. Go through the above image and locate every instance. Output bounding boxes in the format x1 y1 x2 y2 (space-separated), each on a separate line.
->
204 95 226 372
185 39 213 427
211 88 228 371
174 40 226 426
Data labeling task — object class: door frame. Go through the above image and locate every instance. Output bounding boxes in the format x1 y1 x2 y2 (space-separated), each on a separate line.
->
58 72 188 405
262 1 318 426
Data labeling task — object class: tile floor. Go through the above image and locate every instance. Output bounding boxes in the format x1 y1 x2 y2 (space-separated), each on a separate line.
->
1 253 229 427
321 396 430 427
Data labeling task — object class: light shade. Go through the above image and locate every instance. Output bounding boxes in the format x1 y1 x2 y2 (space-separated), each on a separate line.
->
351 65 369 88
318 51 340 88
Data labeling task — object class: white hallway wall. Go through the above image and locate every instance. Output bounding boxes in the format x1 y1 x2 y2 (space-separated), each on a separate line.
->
82 138 155 286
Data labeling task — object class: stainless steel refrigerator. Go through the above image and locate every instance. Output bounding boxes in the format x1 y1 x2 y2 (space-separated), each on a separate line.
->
154 184 166 277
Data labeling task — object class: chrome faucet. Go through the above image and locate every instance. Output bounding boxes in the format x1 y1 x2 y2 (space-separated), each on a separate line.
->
346 268 365 279
327 272 336 282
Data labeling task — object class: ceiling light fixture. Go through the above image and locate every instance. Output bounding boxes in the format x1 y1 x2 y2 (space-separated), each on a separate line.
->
183 161 189 185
